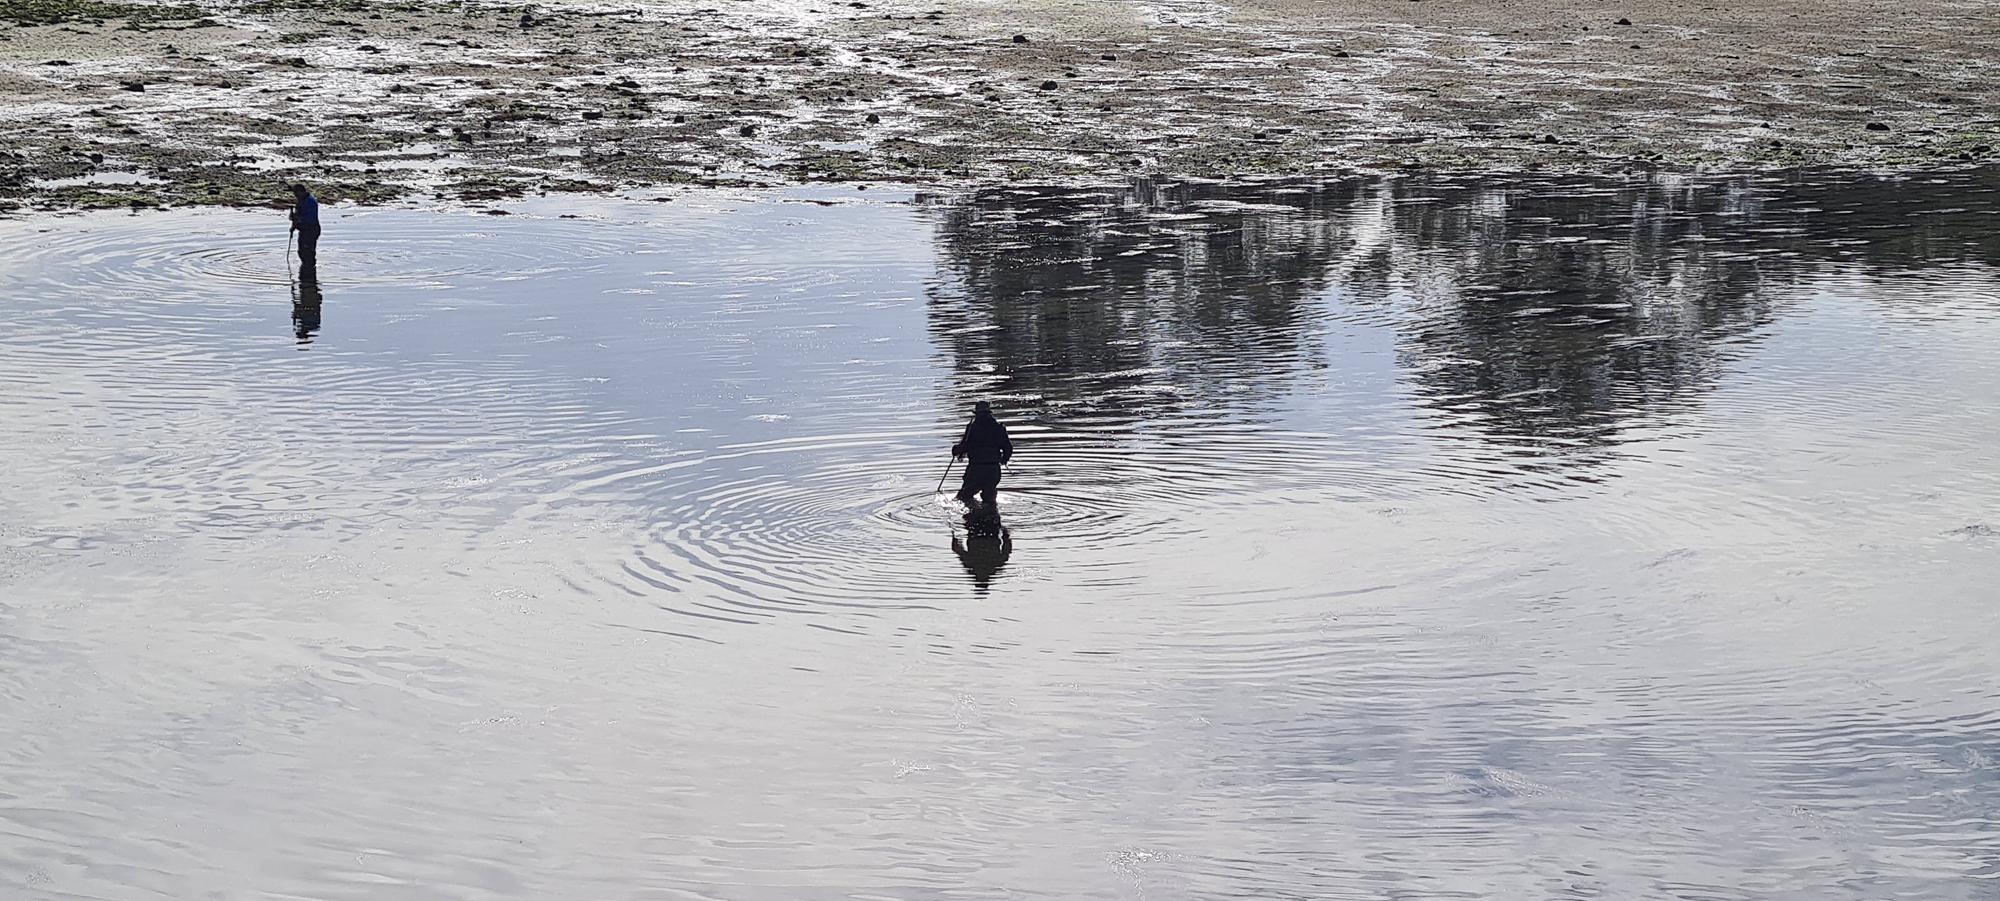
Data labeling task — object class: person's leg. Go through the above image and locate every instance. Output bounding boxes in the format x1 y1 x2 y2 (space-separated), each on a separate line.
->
955 467 980 507
977 464 1000 511
299 224 319 273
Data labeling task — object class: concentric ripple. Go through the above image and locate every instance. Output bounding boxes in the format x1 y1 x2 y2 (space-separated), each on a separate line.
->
0 207 631 296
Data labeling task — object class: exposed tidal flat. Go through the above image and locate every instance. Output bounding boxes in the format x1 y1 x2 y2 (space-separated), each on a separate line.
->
0 0 1996 212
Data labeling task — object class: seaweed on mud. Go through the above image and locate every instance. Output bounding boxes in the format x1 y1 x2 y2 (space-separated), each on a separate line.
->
238 0 433 15
0 0 204 25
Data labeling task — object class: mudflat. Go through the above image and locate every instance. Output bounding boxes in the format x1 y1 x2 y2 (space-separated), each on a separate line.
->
0 0 1994 211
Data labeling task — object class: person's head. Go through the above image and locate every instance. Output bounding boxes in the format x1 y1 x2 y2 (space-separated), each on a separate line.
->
973 400 992 418
289 183 311 199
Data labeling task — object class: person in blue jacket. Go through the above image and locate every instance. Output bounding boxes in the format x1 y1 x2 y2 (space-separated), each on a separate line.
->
951 400 1013 512
289 184 320 276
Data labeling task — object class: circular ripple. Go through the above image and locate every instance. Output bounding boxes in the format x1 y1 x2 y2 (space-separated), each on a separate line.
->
586 420 1514 624
0 208 632 297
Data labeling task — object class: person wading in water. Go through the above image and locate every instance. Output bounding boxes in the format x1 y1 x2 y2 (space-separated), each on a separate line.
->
288 183 320 278
952 400 1013 514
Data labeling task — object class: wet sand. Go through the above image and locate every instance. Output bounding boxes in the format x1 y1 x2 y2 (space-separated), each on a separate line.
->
0 0 1995 212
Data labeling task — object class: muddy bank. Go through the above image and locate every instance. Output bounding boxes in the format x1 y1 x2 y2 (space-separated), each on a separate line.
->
0 0 1995 212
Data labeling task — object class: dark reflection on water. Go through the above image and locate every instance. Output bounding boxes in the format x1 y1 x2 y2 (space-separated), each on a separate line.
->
290 275 323 345
952 515 1012 593
926 170 2000 452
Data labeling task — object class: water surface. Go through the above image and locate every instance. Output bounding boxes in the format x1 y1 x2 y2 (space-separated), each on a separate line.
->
2 171 1998 899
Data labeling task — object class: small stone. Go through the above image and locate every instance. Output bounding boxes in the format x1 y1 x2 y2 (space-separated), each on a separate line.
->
738 123 757 136
1012 34 1028 44
43 60 73 66
673 113 686 123
119 80 145 92
87 152 104 163
582 110 603 120
1039 80 1058 90
285 57 309 68
1334 49 1350 58
1616 16 1632 24
1866 122 1890 131
865 112 880 123
1101 53 1117 60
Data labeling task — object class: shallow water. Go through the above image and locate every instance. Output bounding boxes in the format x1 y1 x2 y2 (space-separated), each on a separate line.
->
2 171 1998 899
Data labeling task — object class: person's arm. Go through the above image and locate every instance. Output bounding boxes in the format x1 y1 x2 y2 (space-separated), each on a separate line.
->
289 207 298 232
952 422 972 458
998 423 1013 464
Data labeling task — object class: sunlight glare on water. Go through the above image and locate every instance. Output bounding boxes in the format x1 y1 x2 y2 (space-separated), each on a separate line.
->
1 172 1998 899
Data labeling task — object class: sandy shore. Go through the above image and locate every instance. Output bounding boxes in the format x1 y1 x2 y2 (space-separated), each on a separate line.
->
0 0 1995 212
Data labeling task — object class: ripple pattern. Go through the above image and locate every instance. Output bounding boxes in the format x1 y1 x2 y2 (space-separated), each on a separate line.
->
2 180 1999 901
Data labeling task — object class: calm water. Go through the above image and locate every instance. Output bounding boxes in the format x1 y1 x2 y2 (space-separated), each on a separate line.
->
2 171 1999 899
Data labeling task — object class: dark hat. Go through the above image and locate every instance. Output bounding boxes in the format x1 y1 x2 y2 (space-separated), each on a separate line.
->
974 400 992 413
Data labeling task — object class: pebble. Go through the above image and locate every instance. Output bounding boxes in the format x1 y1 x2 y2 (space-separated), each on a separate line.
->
739 123 757 136
1040 80 1058 90
865 112 880 123
1866 122 1890 131
119 80 145 92
582 110 603 120
1616 17 1632 25
1012 34 1028 44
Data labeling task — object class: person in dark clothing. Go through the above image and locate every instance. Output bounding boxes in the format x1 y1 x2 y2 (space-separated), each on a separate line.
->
288 183 320 277
951 400 1013 512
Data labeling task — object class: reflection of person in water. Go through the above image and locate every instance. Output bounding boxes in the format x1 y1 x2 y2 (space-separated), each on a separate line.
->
288 183 321 278
952 400 1013 512
952 517 1012 592
291 274 323 344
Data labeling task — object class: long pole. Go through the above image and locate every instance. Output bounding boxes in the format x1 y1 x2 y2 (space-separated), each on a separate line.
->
285 229 295 281
934 456 957 494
